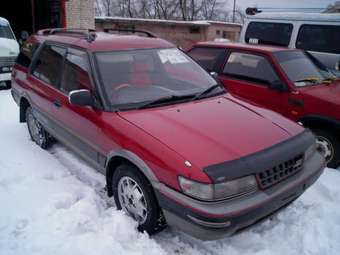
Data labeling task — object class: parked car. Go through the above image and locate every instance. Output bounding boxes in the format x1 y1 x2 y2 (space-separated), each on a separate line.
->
239 12 340 76
188 42 340 168
11 29 325 240
0 17 19 89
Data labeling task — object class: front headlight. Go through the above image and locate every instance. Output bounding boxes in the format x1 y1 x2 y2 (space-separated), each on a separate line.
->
178 175 258 201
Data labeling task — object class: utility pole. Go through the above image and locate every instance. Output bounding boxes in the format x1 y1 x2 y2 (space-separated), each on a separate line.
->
232 0 236 23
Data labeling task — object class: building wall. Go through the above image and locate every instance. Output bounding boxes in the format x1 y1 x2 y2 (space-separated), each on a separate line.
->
96 19 241 50
206 24 241 42
65 0 95 29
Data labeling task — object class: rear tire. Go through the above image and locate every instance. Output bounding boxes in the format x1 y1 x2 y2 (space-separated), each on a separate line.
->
5 81 11 89
313 128 340 169
112 164 166 235
26 107 52 149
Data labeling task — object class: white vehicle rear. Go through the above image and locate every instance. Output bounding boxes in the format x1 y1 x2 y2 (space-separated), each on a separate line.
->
240 13 340 76
0 17 19 88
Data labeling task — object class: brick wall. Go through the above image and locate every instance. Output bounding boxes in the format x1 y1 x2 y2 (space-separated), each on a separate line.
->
65 0 95 29
206 24 241 42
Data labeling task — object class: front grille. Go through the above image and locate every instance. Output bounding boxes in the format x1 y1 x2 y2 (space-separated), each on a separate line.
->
0 56 17 67
256 154 304 189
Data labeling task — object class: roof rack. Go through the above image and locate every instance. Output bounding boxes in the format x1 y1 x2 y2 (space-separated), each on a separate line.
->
37 28 97 43
103 29 156 38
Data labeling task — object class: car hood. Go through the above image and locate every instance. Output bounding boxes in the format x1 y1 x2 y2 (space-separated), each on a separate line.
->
300 80 340 105
0 38 19 57
118 96 303 169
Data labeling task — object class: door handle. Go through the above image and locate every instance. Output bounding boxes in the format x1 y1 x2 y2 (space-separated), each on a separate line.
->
53 100 62 108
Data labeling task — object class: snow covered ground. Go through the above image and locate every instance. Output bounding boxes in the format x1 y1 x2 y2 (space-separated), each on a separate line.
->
1 89 340 255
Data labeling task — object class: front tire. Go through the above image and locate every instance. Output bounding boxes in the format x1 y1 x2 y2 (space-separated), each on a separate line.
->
26 107 52 149
112 164 166 235
313 129 340 169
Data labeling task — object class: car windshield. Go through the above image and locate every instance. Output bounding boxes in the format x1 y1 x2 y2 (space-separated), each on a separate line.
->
95 48 222 110
0 21 15 40
274 50 336 87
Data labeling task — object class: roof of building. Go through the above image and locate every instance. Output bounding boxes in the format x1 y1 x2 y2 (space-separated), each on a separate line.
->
246 12 340 22
95 16 242 27
33 30 174 52
194 41 296 53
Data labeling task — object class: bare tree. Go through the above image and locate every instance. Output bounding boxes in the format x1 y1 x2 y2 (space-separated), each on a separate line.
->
95 0 244 23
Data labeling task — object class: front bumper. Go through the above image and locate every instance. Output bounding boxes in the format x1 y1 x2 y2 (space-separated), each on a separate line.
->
155 150 325 240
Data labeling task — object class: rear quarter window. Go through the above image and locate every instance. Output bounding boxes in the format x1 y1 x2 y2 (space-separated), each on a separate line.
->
245 22 293 47
16 42 40 68
187 47 225 72
296 25 340 54
31 44 66 88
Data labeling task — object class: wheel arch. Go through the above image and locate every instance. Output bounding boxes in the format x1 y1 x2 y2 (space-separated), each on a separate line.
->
299 115 340 136
105 150 159 197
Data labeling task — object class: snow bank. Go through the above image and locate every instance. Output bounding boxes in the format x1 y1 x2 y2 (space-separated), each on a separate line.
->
0 89 340 255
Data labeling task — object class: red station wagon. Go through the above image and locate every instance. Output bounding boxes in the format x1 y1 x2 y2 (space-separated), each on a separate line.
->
11 29 325 240
188 42 340 169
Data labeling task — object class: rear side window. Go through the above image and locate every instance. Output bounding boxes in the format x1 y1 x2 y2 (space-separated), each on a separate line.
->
245 22 293 47
296 25 340 54
16 42 40 68
60 49 92 93
223 52 279 84
32 45 66 88
188 47 225 72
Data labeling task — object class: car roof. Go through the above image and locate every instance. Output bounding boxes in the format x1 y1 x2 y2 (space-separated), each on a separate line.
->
0 17 9 25
246 12 340 23
31 31 175 52
194 42 297 54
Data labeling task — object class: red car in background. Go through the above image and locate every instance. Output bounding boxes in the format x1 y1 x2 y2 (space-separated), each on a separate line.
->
188 42 340 168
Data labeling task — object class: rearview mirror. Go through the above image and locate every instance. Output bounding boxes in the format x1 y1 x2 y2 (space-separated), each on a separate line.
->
69 89 94 106
268 80 288 92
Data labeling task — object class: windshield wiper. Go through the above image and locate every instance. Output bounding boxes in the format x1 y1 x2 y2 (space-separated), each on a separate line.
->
321 76 337 84
295 77 321 84
192 84 224 101
137 94 196 109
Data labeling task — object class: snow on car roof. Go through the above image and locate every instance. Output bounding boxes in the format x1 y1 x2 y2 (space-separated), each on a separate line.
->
247 12 340 23
96 16 242 27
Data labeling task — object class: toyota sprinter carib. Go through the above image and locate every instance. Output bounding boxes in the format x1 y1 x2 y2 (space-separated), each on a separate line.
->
11 29 325 240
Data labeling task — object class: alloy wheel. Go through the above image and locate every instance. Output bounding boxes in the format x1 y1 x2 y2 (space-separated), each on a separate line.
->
117 176 148 224
316 136 334 164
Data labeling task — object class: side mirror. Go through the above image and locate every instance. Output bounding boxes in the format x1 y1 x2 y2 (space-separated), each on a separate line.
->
69 89 94 106
268 80 288 92
21 31 29 40
210 72 218 79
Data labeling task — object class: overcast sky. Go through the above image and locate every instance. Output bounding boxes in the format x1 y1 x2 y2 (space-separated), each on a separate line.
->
233 0 336 11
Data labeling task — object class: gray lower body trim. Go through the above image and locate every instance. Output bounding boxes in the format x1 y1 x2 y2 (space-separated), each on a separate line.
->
32 107 106 174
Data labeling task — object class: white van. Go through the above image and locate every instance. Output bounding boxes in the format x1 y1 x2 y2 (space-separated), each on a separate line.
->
0 17 19 88
240 13 340 76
